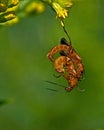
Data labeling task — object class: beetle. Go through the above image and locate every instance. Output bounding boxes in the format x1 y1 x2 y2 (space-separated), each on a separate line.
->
47 38 84 92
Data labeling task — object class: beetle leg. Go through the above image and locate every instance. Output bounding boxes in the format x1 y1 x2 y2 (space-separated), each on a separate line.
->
47 45 69 62
75 63 84 79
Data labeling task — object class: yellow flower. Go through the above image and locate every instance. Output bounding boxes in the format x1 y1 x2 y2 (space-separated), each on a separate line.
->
25 2 45 14
52 2 68 19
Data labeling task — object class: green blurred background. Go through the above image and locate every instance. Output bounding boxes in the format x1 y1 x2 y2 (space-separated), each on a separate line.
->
0 0 104 130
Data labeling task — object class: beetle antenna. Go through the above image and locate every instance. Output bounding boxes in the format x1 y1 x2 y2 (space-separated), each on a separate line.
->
45 80 66 88
46 88 58 92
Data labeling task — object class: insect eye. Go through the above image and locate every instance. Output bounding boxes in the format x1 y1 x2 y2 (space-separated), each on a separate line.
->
60 38 69 46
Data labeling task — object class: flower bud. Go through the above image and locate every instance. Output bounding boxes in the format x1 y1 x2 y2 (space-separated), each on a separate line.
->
0 11 16 23
0 3 7 12
8 0 19 8
6 16 19 26
25 2 45 15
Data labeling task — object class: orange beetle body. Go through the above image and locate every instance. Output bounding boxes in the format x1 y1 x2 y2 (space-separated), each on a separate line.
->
47 38 84 92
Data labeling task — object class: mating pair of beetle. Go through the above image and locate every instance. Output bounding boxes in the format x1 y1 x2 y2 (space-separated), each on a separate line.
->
47 38 84 92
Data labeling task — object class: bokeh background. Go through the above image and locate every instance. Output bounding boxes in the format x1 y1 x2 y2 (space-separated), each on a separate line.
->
0 0 104 130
